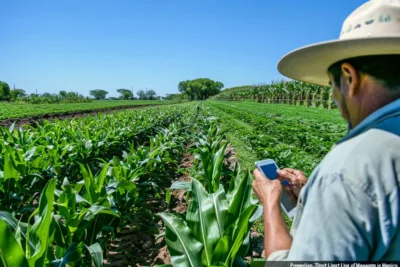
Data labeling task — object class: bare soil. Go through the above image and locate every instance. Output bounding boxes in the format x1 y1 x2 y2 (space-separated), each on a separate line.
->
0 104 161 128
224 143 238 171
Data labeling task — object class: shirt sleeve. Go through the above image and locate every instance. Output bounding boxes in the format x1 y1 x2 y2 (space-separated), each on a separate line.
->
267 173 377 261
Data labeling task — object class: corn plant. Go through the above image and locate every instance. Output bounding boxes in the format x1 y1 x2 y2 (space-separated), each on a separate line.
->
0 103 210 265
209 80 334 109
0 179 103 267
160 170 261 267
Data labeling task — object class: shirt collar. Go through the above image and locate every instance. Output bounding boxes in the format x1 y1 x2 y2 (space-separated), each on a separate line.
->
337 98 400 144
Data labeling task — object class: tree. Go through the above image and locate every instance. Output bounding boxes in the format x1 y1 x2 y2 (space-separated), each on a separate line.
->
0 81 11 101
146 89 157 100
117 89 133 100
89 89 108 100
67 92 78 99
59 90 67 98
41 92 52 98
136 89 146 100
178 80 193 100
177 78 224 100
10 89 26 101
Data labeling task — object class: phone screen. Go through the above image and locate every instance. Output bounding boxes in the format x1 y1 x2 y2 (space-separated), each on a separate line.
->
258 163 278 180
258 162 297 216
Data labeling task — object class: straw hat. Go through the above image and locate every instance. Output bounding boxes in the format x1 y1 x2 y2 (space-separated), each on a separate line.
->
277 0 400 87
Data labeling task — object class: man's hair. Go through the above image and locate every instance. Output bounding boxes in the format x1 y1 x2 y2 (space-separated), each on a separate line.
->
327 55 400 91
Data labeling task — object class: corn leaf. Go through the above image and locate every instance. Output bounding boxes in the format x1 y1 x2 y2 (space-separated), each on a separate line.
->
170 181 192 191
0 219 29 267
50 215 68 248
165 188 171 206
95 163 110 193
186 178 221 266
51 242 85 267
86 243 103 267
26 178 56 266
210 184 229 237
4 152 19 181
226 171 252 229
211 143 228 192
211 205 257 266
158 212 203 267
0 211 32 251
83 205 120 221
79 164 97 203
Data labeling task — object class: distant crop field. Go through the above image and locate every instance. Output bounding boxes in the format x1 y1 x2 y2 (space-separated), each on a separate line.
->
0 100 174 120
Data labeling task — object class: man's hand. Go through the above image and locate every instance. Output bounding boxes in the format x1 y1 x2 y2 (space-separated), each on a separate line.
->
252 169 282 207
252 168 294 258
277 168 307 197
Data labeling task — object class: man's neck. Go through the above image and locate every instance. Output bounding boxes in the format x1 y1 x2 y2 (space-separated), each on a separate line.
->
352 88 400 128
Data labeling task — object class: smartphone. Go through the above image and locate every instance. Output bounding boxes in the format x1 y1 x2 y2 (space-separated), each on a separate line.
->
255 159 297 219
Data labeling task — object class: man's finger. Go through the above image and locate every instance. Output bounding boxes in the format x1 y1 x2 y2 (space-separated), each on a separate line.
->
253 169 266 179
253 168 261 177
280 168 297 174
277 169 296 182
253 168 273 182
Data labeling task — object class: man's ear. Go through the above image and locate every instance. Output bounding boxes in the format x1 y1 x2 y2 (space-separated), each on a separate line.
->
341 63 360 97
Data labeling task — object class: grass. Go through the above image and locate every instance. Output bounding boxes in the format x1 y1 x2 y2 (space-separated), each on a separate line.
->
0 100 175 120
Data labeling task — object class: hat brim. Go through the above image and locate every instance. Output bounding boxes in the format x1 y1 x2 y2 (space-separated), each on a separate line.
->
277 37 400 87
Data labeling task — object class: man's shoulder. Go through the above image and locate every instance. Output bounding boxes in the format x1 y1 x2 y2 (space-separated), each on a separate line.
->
321 126 400 164
313 128 400 203
333 127 400 161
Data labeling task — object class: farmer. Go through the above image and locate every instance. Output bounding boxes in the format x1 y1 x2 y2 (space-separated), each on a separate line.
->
252 0 400 261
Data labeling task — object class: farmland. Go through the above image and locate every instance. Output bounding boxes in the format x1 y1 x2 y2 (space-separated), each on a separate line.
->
0 100 174 120
0 100 347 266
204 101 346 173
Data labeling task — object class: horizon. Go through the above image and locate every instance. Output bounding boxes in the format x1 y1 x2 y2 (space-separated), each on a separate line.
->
2 0 366 98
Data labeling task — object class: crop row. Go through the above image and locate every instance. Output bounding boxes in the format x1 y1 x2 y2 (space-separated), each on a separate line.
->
160 104 262 266
0 100 174 120
205 101 347 180
0 102 261 266
0 104 197 266
210 80 336 109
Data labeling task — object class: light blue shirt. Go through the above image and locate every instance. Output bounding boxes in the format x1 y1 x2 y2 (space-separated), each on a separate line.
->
268 98 400 260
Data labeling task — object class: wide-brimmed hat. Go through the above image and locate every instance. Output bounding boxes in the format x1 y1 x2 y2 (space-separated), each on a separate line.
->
277 0 400 87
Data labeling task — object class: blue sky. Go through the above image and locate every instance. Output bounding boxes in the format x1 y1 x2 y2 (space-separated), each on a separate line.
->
1 0 366 98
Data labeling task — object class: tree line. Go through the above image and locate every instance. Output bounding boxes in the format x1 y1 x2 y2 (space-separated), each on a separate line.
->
1 77 225 103
0 81 161 103
89 88 158 100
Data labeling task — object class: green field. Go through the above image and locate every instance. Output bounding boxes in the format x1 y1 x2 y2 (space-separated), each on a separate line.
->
0 101 347 266
205 101 346 172
0 100 174 120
